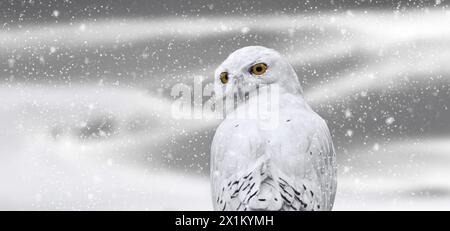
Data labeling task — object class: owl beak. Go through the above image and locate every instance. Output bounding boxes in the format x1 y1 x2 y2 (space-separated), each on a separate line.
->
237 86 245 100
234 76 246 99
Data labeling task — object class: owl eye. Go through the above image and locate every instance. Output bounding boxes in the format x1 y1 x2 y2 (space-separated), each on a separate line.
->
250 63 267 75
219 72 229 84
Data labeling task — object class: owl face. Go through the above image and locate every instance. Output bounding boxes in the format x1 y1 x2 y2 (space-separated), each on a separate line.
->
214 46 302 98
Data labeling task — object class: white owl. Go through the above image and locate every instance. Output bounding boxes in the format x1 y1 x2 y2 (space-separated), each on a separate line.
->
210 46 337 211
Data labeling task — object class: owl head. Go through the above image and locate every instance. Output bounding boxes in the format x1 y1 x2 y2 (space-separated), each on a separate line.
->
214 46 303 98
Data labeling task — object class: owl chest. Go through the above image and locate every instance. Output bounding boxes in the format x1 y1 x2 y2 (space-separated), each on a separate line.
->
219 118 311 170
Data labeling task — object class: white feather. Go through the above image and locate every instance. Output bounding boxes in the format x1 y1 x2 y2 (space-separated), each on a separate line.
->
210 46 337 211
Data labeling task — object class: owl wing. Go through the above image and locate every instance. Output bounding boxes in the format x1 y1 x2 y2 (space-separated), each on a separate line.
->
314 117 337 210
211 117 336 211
274 117 337 211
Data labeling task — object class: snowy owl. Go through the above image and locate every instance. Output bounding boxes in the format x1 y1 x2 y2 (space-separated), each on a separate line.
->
210 46 337 211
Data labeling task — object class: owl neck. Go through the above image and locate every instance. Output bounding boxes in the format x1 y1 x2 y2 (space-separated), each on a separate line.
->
279 64 303 95
222 84 306 118
280 81 303 95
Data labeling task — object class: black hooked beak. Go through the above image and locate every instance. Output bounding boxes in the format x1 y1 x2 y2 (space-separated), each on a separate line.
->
234 77 250 100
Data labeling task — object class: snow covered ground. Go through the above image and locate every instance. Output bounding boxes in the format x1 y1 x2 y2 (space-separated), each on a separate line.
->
1 9 450 210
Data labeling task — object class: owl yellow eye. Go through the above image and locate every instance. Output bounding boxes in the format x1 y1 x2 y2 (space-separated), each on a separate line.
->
220 72 229 84
250 63 267 75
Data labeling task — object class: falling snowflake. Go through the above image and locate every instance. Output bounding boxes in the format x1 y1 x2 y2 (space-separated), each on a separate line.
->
385 117 395 125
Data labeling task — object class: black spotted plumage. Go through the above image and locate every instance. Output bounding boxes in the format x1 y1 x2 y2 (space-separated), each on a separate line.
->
214 157 322 211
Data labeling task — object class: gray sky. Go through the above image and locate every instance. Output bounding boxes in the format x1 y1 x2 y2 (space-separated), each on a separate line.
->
1 0 448 25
